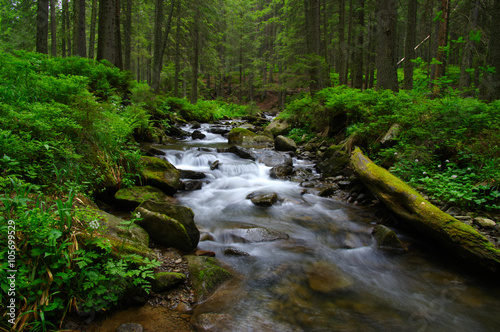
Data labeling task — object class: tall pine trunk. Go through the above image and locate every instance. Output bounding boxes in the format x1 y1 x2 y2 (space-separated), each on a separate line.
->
89 0 98 58
479 0 500 101
36 0 49 54
404 0 417 90
375 0 398 91
97 0 117 65
50 0 56 56
123 0 132 70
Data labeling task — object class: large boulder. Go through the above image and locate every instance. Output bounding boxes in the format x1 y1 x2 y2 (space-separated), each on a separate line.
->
274 135 297 152
264 118 290 137
81 209 155 260
139 200 200 247
135 200 200 251
114 185 174 208
140 156 181 195
227 127 274 146
269 164 294 180
350 147 500 273
227 145 256 161
317 149 350 177
186 255 232 302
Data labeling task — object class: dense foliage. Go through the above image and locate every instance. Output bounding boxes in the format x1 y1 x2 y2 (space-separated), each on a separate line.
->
281 86 500 211
0 51 252 331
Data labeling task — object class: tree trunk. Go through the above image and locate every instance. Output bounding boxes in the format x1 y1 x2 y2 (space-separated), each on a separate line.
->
74 0 86 57
375 0 398 92
432 0 450 95
114 0 123 69
479 0 500 101
50 0 56 56
338 0 347 85
404 0 417 90
36 0 49 54
350 147 500 274
152 0 176 92
352 0 364 89
123 0 132 70
97 0 117 65
89 0 98 58
174 4 182 98
190 20 200 104
305 0 323 94
62 0 68 57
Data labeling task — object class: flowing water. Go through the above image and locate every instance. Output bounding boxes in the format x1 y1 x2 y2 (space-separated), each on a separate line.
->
159 123 500 332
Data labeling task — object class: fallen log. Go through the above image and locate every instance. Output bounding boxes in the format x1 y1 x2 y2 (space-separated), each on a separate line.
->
350 147 500 273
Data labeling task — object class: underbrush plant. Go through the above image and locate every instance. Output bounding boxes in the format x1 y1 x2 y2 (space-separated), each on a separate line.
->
0 179 160 331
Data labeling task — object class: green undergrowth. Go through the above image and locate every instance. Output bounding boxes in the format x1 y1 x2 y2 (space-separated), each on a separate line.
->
0 180 160 331
281 86 500 211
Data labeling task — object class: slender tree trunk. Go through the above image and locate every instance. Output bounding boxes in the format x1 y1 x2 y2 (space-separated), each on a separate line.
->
459 0 479 96
352 0 364 89
36 0 49 54
62 0 68 57
479 0 500 100
338 0 347 85
50 0 56 56
346 0 353 85
123 0 132 70
114 0 123 69
74 0 86 57
174 4 182 98
404 0 417 90
152 0 176 92
432 0 450 94
305 0 323 94
190 20 200 104
375 0 398 91
89 0 98 58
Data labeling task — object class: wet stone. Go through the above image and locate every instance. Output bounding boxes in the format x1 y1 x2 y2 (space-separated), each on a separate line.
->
248 192 279 207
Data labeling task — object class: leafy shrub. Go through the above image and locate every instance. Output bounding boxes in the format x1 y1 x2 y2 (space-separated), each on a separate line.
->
0 180 160 331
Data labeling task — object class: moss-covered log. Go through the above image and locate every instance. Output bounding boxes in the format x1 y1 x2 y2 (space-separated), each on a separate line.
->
350 147 500 273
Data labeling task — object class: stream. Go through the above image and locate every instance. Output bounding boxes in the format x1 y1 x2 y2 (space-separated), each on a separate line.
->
159 122 500 332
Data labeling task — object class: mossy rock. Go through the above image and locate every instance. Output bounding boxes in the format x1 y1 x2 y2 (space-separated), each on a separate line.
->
317 150 350 177
186 255 232 302
114 185 173 209
136 200 200 248
77 210 155 261
227 127 274 145
151 272 187 292
135 207 194 252
264 118 290 137
274 135 297 152
140 156 180 195
371 225 406 252
350 147 500 273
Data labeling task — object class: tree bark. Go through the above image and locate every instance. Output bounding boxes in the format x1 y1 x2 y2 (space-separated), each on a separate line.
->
97 0 117 65
479 0 500 101
114 0 123 69
152 0 176 92
338 0 347 85
50 0 56 56
375 0 398 92
36 0 49 54
404 0 417 90
74 0 87 57
174 3 182 98
89 0 98 58
352 0 364 90
432 0 450 95
350 147 500 274
123 0 132 70
190 18 200 104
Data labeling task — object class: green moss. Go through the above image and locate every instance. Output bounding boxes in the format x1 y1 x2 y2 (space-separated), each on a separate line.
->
351 147 500 273
140 156 180 195
115 185 170 207
186 255 232 301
